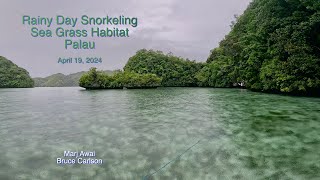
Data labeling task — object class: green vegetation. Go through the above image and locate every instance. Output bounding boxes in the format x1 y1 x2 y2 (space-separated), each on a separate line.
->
34 70 113 87
79 68 161 89
0 56 34 88
80 50 204 89
124 49 204 87
80 0 320 96
197 0 320 95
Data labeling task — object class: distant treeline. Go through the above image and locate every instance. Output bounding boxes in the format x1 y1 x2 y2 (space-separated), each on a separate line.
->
34 70 113 87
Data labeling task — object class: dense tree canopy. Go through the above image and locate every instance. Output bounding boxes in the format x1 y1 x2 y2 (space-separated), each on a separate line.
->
197 0 320 95
0 56 34 88
79 68 162 89
124 49 204 87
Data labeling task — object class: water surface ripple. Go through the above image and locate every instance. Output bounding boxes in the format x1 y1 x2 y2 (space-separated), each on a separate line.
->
0 87 319 179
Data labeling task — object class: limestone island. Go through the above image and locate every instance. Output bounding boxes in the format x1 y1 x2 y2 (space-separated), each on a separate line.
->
0 56 34 88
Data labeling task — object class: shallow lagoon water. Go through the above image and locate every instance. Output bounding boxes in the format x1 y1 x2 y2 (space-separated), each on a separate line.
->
0 87 319 180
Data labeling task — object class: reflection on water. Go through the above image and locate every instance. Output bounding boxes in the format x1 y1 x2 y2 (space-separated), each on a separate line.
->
0 87 319 179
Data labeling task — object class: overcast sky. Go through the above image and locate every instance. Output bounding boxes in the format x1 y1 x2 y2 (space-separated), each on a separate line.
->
0 0 251 77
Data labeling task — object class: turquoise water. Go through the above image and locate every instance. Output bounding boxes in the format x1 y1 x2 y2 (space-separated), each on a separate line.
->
0 87 319 180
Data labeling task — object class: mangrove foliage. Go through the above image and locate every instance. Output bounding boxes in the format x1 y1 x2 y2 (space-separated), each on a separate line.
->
79 68 162 89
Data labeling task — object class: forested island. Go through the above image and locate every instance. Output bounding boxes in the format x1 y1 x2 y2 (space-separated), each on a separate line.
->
79 50 204 89
80 0 320 96
0 56 34 88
